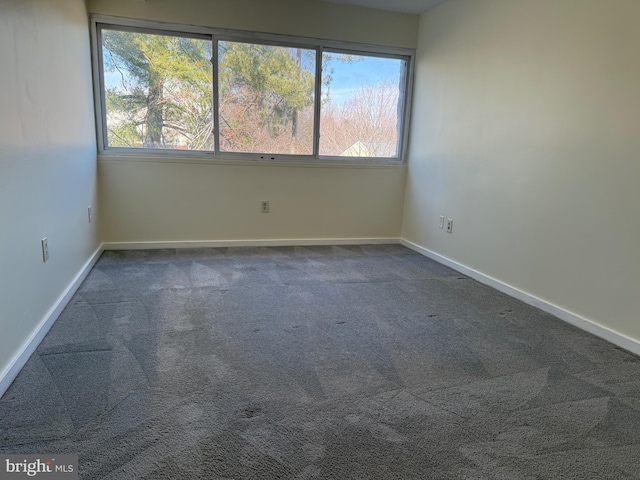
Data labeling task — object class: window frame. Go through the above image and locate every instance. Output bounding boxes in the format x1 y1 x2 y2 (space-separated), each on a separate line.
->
90 15 415 165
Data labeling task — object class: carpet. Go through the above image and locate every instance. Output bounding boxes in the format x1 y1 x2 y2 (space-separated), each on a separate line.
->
1 245 639 479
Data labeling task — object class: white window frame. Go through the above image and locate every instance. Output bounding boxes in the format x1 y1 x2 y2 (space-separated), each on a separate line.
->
90 15 415 165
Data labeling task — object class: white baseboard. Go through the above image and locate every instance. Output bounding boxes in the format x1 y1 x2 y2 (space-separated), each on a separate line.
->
5 237 634 400
401 239 640 357
103 238 401 250
0 244 105 399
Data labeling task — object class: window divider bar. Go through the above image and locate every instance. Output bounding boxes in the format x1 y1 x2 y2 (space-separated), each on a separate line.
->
91 14 414 162
213 37 221 154
312 46 323 159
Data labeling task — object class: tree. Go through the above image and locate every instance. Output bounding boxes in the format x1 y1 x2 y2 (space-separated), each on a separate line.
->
103 30 212 149
218 41 315 154
104 32 319 153
320 80 400 157
102 29 389 156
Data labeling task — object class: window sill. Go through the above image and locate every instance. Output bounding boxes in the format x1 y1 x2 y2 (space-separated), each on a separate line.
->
97 151 407 169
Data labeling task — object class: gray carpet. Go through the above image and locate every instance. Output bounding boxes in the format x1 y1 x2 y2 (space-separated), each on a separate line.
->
1 245 640 479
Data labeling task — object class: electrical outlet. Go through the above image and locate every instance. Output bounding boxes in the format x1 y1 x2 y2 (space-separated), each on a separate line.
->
41 237 49 263
261 200 269 213
446 219 453 234
439 215 445 229
88 206 92 224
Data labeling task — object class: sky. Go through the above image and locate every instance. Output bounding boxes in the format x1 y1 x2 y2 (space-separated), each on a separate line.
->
103 37 404 107
324 53 404 106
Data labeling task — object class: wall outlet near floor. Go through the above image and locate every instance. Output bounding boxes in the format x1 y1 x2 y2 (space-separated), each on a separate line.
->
88 206 92 224
41 237 49 263
446 219 453 234
261 200 270 213
439 215 445 229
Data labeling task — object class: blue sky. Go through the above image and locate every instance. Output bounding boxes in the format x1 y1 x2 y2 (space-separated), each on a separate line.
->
323 54 403 105
103 39 403 106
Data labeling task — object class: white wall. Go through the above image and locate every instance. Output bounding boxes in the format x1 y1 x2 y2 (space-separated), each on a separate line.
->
0 0 99 383
87 0 418 49
404 0 640 344
88 0 416 244
100 160 405 243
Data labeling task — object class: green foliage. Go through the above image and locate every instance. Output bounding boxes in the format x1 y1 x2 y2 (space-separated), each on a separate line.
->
219 42 315 113
102 30 356 152
104 88 146 147
103 29 212 149
104 30 212 90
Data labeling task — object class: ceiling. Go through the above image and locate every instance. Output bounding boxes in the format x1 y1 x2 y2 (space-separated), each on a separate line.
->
311 0 447 15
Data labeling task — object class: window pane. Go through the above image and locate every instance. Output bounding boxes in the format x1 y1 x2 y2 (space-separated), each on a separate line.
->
101 28 213 150
320 53 405 158
218 41 316 155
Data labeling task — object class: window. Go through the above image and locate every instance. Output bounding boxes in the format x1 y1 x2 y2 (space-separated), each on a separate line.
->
93 18 413 163
218 41 316 155
320 52 406 158
100 28 213 151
